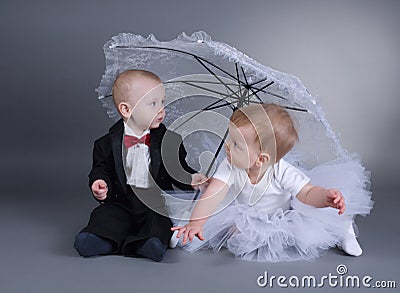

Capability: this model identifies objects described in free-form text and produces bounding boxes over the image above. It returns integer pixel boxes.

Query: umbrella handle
[193,128,230,202]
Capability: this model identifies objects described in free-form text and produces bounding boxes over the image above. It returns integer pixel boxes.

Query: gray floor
[0,187,398,293]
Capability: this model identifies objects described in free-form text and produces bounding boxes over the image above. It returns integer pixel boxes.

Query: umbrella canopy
[96,31,347,174]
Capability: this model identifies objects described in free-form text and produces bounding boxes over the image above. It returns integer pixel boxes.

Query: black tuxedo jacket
[81,119,196,251]
[89,119,196,203]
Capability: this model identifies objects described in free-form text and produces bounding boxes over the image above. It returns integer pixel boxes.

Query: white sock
[340,223,363,256]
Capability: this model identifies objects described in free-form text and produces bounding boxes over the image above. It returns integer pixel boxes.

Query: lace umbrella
[95,31,374,229]
[97,31,347,179]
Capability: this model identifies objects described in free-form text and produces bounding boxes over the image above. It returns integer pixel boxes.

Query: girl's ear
[256,153,270,167]
[118,102,131,119]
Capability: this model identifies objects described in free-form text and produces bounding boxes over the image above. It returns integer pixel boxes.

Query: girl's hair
[230,103,298,162]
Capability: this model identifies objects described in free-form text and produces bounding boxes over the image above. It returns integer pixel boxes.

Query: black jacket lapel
[109,119,127,193]
[150,125,165,180]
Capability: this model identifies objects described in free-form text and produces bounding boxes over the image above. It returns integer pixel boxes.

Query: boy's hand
[91,179,108,200]
[326,188,345,215]
[191,173,209,192]
[171,221,205,245]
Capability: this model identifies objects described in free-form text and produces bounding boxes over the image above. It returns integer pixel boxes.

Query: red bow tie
[124,134,151,148]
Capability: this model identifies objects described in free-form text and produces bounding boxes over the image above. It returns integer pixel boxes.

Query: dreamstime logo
[336,264,347,274]
[256,264,397,289]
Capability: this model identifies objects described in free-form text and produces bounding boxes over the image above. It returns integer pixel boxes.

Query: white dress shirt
[213,158,310,212]
[122,123,152,188]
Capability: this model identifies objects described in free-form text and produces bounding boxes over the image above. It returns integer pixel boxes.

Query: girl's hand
[326,188,345,215]
[171,221,205,245]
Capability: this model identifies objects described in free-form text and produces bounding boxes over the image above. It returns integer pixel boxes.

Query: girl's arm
[171,178,229,244]
[296,183,345,215]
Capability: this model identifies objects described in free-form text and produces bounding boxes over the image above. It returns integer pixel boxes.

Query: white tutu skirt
[170,153,373,262]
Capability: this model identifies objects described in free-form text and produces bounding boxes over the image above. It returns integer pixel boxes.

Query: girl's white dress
[175,153,373,262]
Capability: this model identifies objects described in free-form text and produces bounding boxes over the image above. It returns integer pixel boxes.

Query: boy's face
[226,123,261,170]
[126,79,166,133]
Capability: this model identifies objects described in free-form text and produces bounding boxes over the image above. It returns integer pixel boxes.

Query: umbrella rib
[245,81,275,101]
[264,91,285,100]
[248,81,305,112]
[170,98,234,132]
[207,102,236,111]
[238,68,307,112]
[235,63,243,98]
[164,80,238,86]
[249,86,294,105]
[257,90,291,102]
[199,58,247,88]
[246,100,308,112]
[181,81,242,101]
[249,77,269,87]
[129,46,248,87]
[194,56,241,100]
[255,89,308,111]
[104,79,240,100]
[240,66,263,105]
[282,106,308,112]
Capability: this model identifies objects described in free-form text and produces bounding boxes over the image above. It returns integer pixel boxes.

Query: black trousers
[80,191,173,255]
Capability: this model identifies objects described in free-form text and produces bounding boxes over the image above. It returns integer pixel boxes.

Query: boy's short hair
[230,103,298,162]
[112,69,162,109]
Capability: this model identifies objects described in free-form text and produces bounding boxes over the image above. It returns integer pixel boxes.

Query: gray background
[0,0,399,292]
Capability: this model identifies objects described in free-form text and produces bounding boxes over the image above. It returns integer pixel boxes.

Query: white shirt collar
[123,122,150,138]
